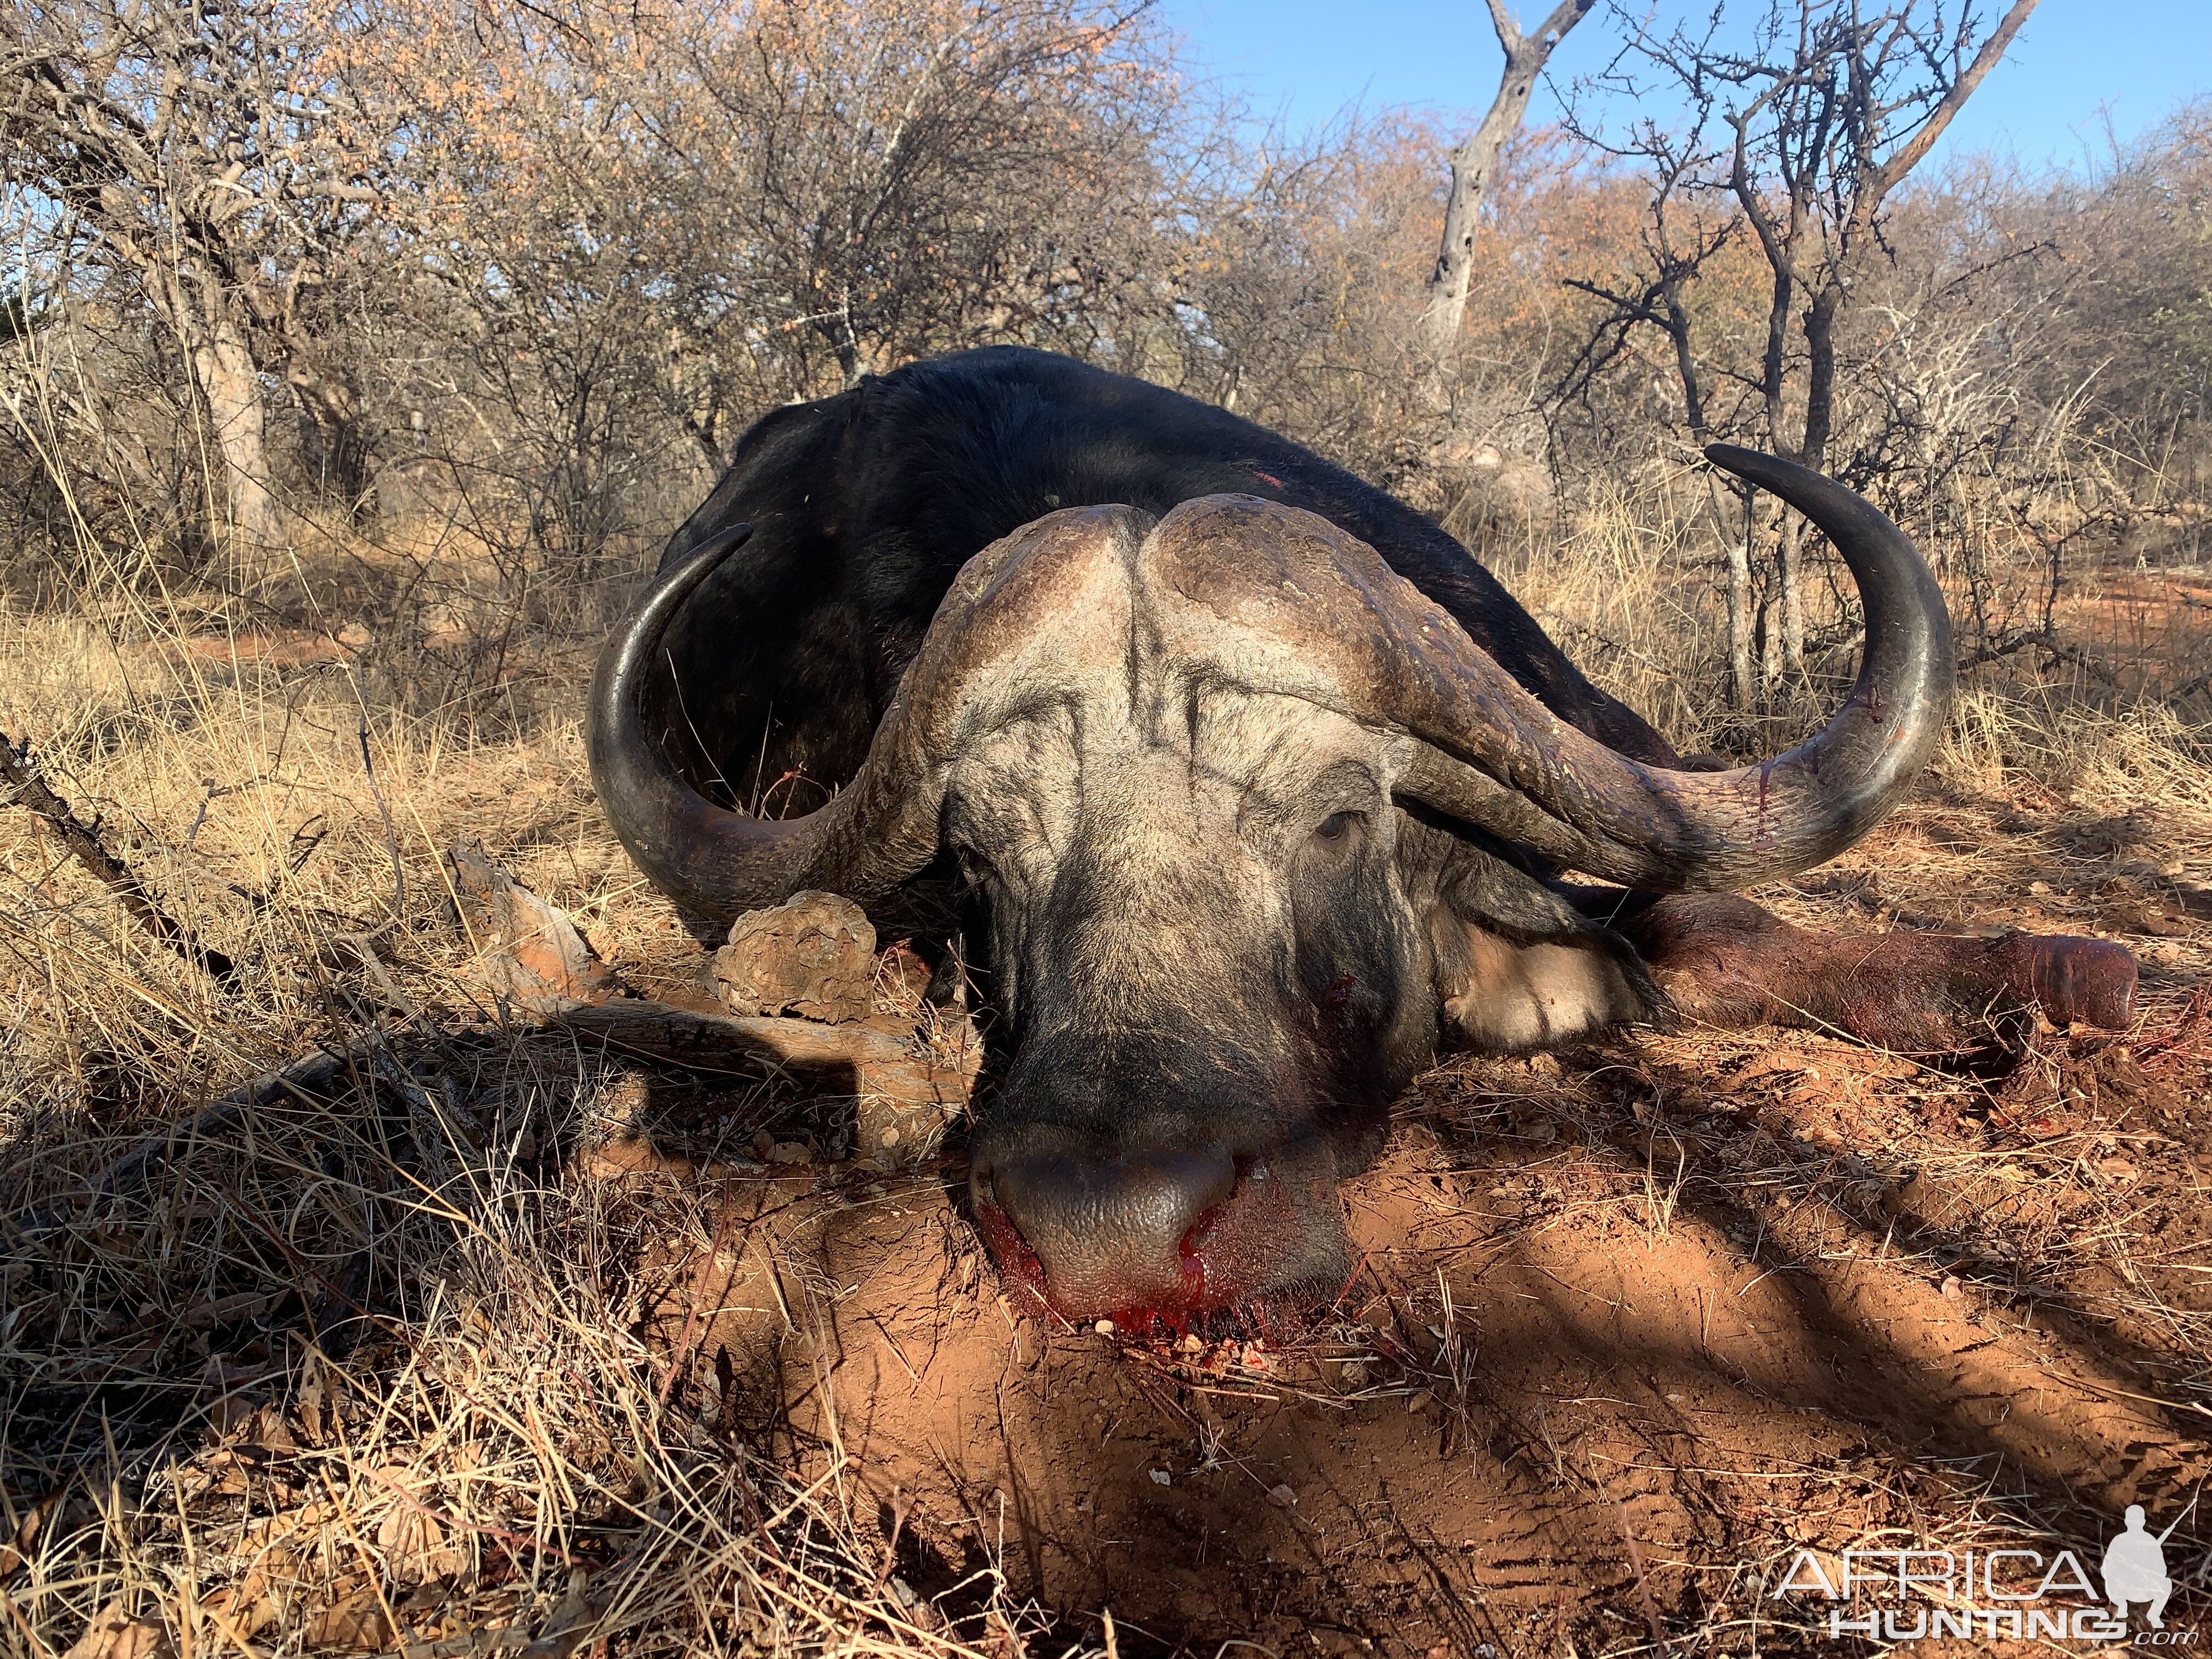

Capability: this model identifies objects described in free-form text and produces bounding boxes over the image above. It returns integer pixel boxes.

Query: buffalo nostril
[991,1145,1237,1245]
[983,1144,1237,1314]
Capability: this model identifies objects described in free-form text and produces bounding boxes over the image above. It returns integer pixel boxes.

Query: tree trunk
[1775,510,1805,677]
[1766,276,1843,680]
[1664,284,1707,435]
[1758,585,1782,690]
[192,318,283,548]
[832,290,865,390]
[1728,484,1754,709]
[1799,280,1841,471]
[1754,259,1795,452]
[1419,0,1596,366]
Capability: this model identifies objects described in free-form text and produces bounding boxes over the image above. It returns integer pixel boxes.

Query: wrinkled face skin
[952,509,1646,1329]
[955,684,1432,1326]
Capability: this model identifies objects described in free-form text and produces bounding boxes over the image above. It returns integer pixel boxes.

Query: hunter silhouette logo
[2105,1501,2195,1631]
[1773,1498,2199,1643]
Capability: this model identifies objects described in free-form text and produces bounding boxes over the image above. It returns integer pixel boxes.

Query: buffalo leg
[1611,893,2137,1052]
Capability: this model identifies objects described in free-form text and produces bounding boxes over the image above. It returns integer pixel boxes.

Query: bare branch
[1420,0,1600,365]
[0,729,239,988]
[1869,0,2040,204]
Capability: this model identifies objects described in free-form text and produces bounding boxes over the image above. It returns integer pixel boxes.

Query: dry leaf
[303,1589,394,1652]
[63,1599,175,1659]
[199,1572,278,1640]
[375,1499,446,1573]
[1,1484,64,1576]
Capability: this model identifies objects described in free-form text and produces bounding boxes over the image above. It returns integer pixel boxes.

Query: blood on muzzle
[973,1139,1348,1329]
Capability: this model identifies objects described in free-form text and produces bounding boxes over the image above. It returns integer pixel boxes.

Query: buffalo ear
[1421,840,1671,1051]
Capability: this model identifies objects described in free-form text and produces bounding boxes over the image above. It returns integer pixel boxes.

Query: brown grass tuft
[4,487,2208,1653]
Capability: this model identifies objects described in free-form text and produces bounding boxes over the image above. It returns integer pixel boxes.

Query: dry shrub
[5,478,2207,1651]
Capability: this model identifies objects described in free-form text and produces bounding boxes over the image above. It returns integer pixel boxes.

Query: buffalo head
[589,449,1951,1327]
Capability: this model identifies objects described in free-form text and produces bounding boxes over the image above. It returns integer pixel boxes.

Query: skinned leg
[1434,921,1660,1051]
[1603,893,2136,1052]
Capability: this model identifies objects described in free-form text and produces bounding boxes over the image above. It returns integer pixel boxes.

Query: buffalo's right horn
[588,507,1153,918]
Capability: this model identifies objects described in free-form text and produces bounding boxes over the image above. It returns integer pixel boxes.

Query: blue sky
[1164,0,2209,175]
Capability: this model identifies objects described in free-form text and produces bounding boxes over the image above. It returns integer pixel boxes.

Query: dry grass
[0,537,1072,1655]
[2,486,2209,1656]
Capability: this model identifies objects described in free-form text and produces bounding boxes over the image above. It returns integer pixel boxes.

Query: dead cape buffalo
[588,346,2136,1329]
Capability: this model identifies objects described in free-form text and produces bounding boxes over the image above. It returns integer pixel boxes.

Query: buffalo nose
[982,1144,1238,1319]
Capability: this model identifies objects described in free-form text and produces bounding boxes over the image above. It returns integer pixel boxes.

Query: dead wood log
[544,997,978,1163]
[1,727,239,986]
[9,852,983,1246]
[454,843,981,1164]
[7,1046,351,1244]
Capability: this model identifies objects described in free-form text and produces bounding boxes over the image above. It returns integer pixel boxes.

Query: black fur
[654,346,1680,806]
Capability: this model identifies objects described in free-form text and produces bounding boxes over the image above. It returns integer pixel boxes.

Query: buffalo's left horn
[1148,448,1952,891]
[587,523,934,915]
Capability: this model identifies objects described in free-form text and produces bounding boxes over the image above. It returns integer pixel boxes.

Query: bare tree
[1,0,387,547]
[1724,0,2036,673]
[1420,0,1597,364]
[317,0,1179,571]
[1566,0,2037,699]
[1549,103,1752,698]
[674,0,1168,392]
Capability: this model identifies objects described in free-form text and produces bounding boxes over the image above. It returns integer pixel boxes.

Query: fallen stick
[7,1045,351,1244]
[1,727,239,986]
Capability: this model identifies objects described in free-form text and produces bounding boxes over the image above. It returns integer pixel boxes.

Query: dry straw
[2,436,2208,1652]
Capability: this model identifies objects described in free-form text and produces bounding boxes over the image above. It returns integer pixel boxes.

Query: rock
[713,891,876,1023]
[449,838,623,1013]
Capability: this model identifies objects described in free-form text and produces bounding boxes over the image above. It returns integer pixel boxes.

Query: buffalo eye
[1313,811,1358,844]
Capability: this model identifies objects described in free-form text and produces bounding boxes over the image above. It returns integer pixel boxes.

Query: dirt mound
[605,978,2212,1655]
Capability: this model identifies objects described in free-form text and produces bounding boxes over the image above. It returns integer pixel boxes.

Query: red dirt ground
[594,814,2212,1656]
